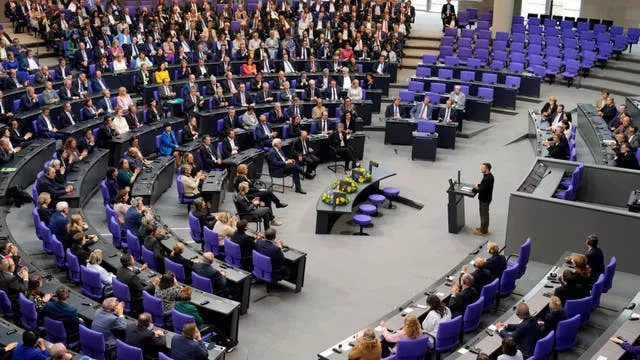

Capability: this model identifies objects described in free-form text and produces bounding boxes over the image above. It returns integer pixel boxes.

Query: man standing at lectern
[473,163,494,235]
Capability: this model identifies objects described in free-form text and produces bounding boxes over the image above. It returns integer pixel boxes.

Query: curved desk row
[60,149,110,208]
[0,139,56,205]
[410,75,517,110]
[384,118,458,149]
[315,167,396,234]
[130,157,176,205]
[80,217,240,349]
[400,90,492,123]
[577,103,615,166]
[417,63,542,98]
[317,241,488,359]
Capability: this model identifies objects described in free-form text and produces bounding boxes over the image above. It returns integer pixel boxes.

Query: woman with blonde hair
[485,241,507,280]
[380,314,423,356]
[37,192,54,225]
[87,249,115,294]
[348,328,382,360]
[167,242,195,283]
[116,87,133,115]
[181,164,206,198]
[539,295,567,335]
[233,164,287,212]
[213,212,237,248]
[541,96,558,124]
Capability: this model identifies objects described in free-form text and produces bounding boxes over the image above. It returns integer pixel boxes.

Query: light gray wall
[581,0,640,29]
[577,165,640,207]
[505,192,640,275]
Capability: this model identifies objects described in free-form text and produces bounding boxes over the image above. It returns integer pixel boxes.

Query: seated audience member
[64,214,95,250]
[113,189,131,225]
[48,201,70,240]
[553,269,590,305]
[439,99,458,123]
[538,296,567,335]
[256,228,289,280]
[26,275,52,311]
[448,273,478,318]
[112,108,130,135]
[12,331,48,360]
[609,337,640,359]
[199,135,222,172]
[497,303,542,358]
[497,338,523,360]
[0,138,14,165]
[159,122,180,160]
[125,196,147,235]
[598,96,617,125]
[212,212,237,249]
[97,116,118,147]
[234,164,287,211]
[144,224,167,273]
[0,257,28,309]
[379,314,423,357]
[569,254,594,287]
[266,137,307,194]
[294,131,319,178]
[48,343,71,360]
[87,249,114,292]
[78,128,96,155]
[221,129,239,158]
[116,254,158,316]
[70,232,93,265]
[92,297,127,354]
[542,133,569,160]
[170,323,208,360]
[584,234,605,282]
[36,167,73,206]
[485,241,507,280]
[254,114,277,147]
[154,272,182,315]
[37,192,54,225]
[422,294,452,336]
[180,164,205,198]
[348,328,382,360]
[181,153,201,175]
[167,242,195,283]
[231,220,259,271]
[125,312,167,360]
[182,116,199,143]
[191,197,215,230]
[235,182,280,230]
[192,252,228,295]
[174,287,206,329]
[614,143,640,170]
[461,257,492,293]
[541,97,558,124]
[329,123,357,170]
[39,286,81,341]
[410,97,432,120]
[117,156,142,188]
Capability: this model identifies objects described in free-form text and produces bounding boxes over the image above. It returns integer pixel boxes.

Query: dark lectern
[447,181,477,234]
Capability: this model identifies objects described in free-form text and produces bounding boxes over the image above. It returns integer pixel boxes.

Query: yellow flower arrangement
[321,190,351,206]
[351,167,372,184]
[331,176,359,193]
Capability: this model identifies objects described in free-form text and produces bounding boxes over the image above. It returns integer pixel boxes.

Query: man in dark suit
[497,303,543,358]
[254,115,278,148]
[116,254,159,316]
[192,252,227,295]
[293,131,319,177]
[553,270,590,305]
[182,116,199,143]
[410,97,433,119]
[304,80,322,101]
[269,103,287,124]
[125,313,167,360]
[374,55,388,74]
[36,107,65,139]
[9,119,32,147]
[199,135,222,172]
[91,71,109,93]
[97,89,115,114]
[329,123,356,170]
[0,257,28,309]
[439,99,458,123]
[74,42,92,73]
[461,257,493,293]
[232,83,251,107]
[448,273,478,318]
[385,96,404,119]
[266,138,306,194]
[254,83,275,104]
[441,0,455,31]
[584,234,605,282]
[34,65,55,85]
[256,229,289,280]
[170,323,208,360]
[231,220,258,271]
[305,55,321,73]
[125,105,142,129]
[615,143,640,170]
[39,286,81,341]
[59,80,80,101]
[221,129,239,159]
[0,139,14,165]
[259,53,275,74]
[36,167,72,206]
[183,87,205,115]
[59,102,79,127]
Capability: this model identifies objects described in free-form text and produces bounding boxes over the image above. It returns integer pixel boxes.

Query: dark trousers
[479,200,490,233]
[300,153,320,173]
[247,189,281,209]
[336,146,356,170]
[247,206,274,230]
[282,163,303,190]
[455,108,464,131]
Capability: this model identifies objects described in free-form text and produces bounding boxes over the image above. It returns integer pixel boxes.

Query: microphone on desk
[542,170,552,179]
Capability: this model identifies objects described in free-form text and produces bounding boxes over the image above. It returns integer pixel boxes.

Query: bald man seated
[497,303,543,358]
[447,273,478,318]
[192,252,228,296]
[125,312,167,360]
[461,257,493,293]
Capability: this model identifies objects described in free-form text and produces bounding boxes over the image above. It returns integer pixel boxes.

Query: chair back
[0,290,12,317]
[109,216,124,248]
[112,278,131,313]
[79,324,106,360]
[463,296,484,333]
[105,204,116,223]
[40,221,53,254]
[159,353,173,360]
[555,315,580,351]
[164,258,186,283]
[116,339,143,360]
[188,212,203,242]
[224,238,242,268]
[192,272,214,293]
[66,248,81,282]
[479,278,499,312]
[435,316,462,352]
[532,330,554,360]
[252,250,273,283]
[591,273,605,309]
[126,230,142,262]
[394,337,430,360]
[171,308,196,334]
[32,209,41,237]
[603,256,616,293]
[51,235,66,268]
[499,265,518,297]
[81,266,104,300]
[203,226,221,255]
[155,135,162,155]
[19,293,37,329]
[44,316,69,345]
[565,296,592,325]
[513,237,531,278]
[142,290,164,327]
[417,120,436,133]
[142,246,158,271]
